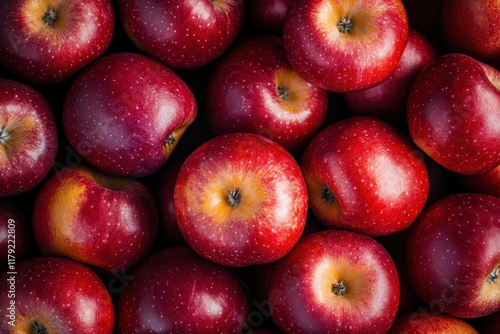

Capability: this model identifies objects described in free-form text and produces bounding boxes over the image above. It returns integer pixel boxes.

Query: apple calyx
[42,9,59,27]
[321,186,336,203]
[31,321,47,334]
[332,280,347,297]
[277,86,290,100]
[487,266,499,284]
[164,134,176,147]
[0,126,10,145]
[337,17,354,34]
[227,189,243,207]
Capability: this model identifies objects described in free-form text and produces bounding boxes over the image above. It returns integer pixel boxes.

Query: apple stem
[31,321,47,334]
[332,280,347,296]
[227,189,242,207]
[0,126,10,145]
[321,187,336,203]
[487,266,499,284]
[337,17,354,34]
[277,86,290,100]
[42,9,59,27]
[164,134,176,147]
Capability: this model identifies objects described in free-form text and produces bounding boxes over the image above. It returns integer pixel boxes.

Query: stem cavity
[337,17,354,34]
[42,9,59,27]
[227,189,242,207]
[332,281,347,297]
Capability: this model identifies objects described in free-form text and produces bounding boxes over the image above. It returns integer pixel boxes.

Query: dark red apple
[269,229,400,333]
[405,193,500,318]
[283,0,409,92]
[118,0,244,69]
[0,256,114,333]
[387,312,478,334]
[407,53,500,175]
[300,116,429,236]
[63,52,197,177]
[0,0,114,84]
[206,34,328,154]
[0,200,31,271]
[0,78,58,197]
[174,132,308,267]
[455,164,500,197]
[32,165,158,273]
[247,0,292,34]
[116,246,251,334]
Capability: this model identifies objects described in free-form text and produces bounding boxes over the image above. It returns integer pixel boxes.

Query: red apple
[407,53,500,175]
[344,28,436,125]
[206,34,328,154]
[269,229,400,333]
[405,193,500,318]
[282,0,409,92]
[32,165,158,274]
[0,78,58,197]
[0,256,114,333]
[300,116,429,236]
[116,246,251,334]
[455,164,500,197]
[0,0,114,84]
[0,200,31,271]
[247,0,293,34]
[387,312,478,334]
[62,52,197,177]
[174,132,308,267]
[441,0,500,62]
[118,0,244,69]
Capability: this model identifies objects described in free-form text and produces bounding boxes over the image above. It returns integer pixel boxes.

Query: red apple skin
[344,29,436,125]
[118,0,244,69]
[0,78,58,197]
[300,116,429,236]
[441,0,500,62]
[116,246,251,334]
[248,0,292,34]
[282,0,409,93]
[62,52,197,177]
[207,34,328,154]
[387,312,478,334]
[0,256,114,333]
[455,164,500,197]
[407,53,500,175]
[32,165,158,273]
[0,0,114,84]
[174,132,308,267]
[0,200,31,271]
[269,230,400,334]
[405,193,500,318]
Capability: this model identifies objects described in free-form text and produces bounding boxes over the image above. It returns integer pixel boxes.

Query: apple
[174,132,308,267]
[300,116,429,236]
[206,34,328,154]
[116,246,251,334]
[405,193,500,318]
[268,229,400,333]
[32,165,158,274]
[118,0,244,69]
[0,0,114,84]
[282,0,409,93]
[0,256,114,333]
[0,200,31,271]
[62,52,197,177]
[407,53,500,175]
[0,78,58,197]
[387,312,478,334]
[247,0,293,34]
[441,0,500,62]
[344,28,436,125]
[455,164,500,197]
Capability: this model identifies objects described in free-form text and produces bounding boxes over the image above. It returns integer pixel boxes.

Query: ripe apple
[0,256,114,333]
[269,229,400,333]
[0,200,31,271]
[247,0,293,34]
[344,28,436,125]
[0,78,58,197]
[32,165,158,274]
[405,193,500,318]
[118,0,244,69]
[206,34,328,154]
[455,164,500,197]
[62,52,197,177]
[282,0,409,92]
[116,246,251,334]
[0,0,114,84]
[387,312,478,334]
[174,132,308,267]
[407,53,500,175]
[300,116,429,236]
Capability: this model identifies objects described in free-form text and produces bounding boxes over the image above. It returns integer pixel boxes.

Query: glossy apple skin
[407,53,500,175]
[207,35,328,154]
[405,193,500,318]
[63,52,197,177]
[283,0,408,93]
[455,164,500,197]
[387,312,478,334]
[0,200,31,271]
[32,165,158,273]
[0,0,114,84]
[116,246,251,334]
[174,132,308,267]
[345,29,436,125]
[0,78,58,197]
[0,256,114,333]
[248,0,292,34]
[118,0,244,69]
[300,116,429,236]
[269,230,400,334]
